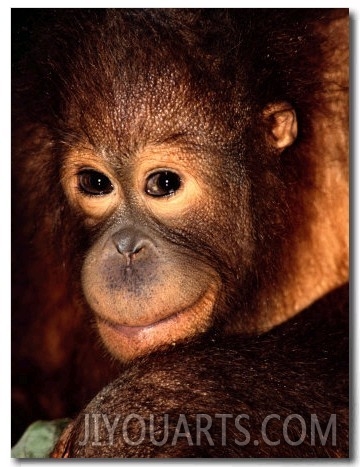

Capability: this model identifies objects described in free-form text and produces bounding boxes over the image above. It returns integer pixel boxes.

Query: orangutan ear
[263,102,298,151]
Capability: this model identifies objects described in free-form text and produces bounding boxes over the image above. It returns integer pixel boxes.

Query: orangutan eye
[78,169,114,196]
[145,171,182,197]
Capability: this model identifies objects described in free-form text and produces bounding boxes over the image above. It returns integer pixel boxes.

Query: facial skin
[60,99,296,361]
[61,144,222,359]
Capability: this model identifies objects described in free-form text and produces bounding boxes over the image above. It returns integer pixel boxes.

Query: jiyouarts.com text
[77,412,338,448]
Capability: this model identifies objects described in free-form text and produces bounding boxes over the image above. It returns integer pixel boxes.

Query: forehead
[59,11,251,158]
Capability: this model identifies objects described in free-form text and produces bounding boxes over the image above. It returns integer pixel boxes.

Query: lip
[94,284,218,360]
[96,312,180,338]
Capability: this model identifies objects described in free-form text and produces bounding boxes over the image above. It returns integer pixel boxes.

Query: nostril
[132,243,144,256]
[115,240,145,257]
